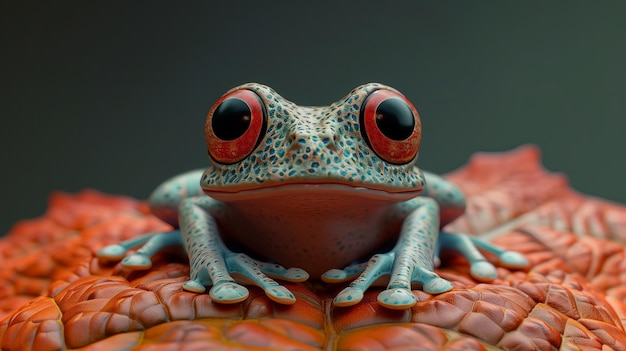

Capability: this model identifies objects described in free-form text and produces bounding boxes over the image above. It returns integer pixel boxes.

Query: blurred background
[2,1,625,236]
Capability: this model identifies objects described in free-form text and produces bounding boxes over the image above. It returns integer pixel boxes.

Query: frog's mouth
[204,182,423,202]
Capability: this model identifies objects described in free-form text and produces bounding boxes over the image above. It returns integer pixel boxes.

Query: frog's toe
[321,261,369,283]
[209,282,249,304]
[120,253,153,270]
[377,288,417,309]
[250,259,309,282]
[469,260,498,282]
[434,256,442,268]
[499,251,530,269]
[333,287,364,307]
[422,276,454,294]
[183,279,207,293]
[282,267,309,283]
[264,285,297,305]
[96,244,127,261]
[321,268,350,283]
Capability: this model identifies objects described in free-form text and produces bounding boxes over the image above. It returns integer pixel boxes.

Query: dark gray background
[2,1,625,236]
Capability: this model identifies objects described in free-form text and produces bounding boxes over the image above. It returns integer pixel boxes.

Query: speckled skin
[202,83,425,191]
[98,83,528,309]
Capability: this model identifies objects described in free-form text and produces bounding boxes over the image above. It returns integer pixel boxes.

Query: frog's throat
[203,183,423,202]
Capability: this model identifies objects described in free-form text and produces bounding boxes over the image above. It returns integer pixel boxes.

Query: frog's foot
[438,232,530,282]
[322,252,453,310]
[96,230,183,269]
[497,250,529,269]
[184,251,309,305]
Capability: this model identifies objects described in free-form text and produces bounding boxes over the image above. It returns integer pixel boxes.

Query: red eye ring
[359,89,422,164]
[205,89,267,164]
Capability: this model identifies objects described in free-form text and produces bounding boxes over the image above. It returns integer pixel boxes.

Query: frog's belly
[211,190,405,278]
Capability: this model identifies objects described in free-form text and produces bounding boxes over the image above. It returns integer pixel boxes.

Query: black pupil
[375,98,415,140]
[211,98,252,140]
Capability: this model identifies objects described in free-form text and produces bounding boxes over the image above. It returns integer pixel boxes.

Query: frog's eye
[205,89,267,164]
[359,89,422,164]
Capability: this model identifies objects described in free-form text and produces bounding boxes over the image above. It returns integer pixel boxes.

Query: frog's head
[201,83,426,201]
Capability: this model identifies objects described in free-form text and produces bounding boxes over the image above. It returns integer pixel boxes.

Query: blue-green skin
[98,83,528,309]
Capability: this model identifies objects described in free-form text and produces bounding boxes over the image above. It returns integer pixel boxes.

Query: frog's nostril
[287,131,340,155]
[287,133,302,151]
[322,135,339,152]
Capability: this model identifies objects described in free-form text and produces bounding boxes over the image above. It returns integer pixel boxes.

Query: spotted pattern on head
[201,83,426,193]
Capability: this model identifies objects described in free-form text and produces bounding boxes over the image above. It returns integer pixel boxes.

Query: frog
[97,83,529,309]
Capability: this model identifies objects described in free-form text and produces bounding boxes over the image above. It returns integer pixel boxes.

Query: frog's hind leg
[437,232,529,282]
[421,171,466,226]
[97,230,183,269]
[468,235,530,269]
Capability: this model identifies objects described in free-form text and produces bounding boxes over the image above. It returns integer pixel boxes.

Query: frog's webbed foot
[96,230,184,269]
[322,252,453,310]
[184,250,309,305]
[437,232,530,282]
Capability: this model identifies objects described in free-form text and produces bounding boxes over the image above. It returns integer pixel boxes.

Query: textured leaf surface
[1,145,626,350]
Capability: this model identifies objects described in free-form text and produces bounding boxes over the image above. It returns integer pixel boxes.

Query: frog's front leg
[178,196,308,304]
[323,197,450,309]
[98,169,309,305]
